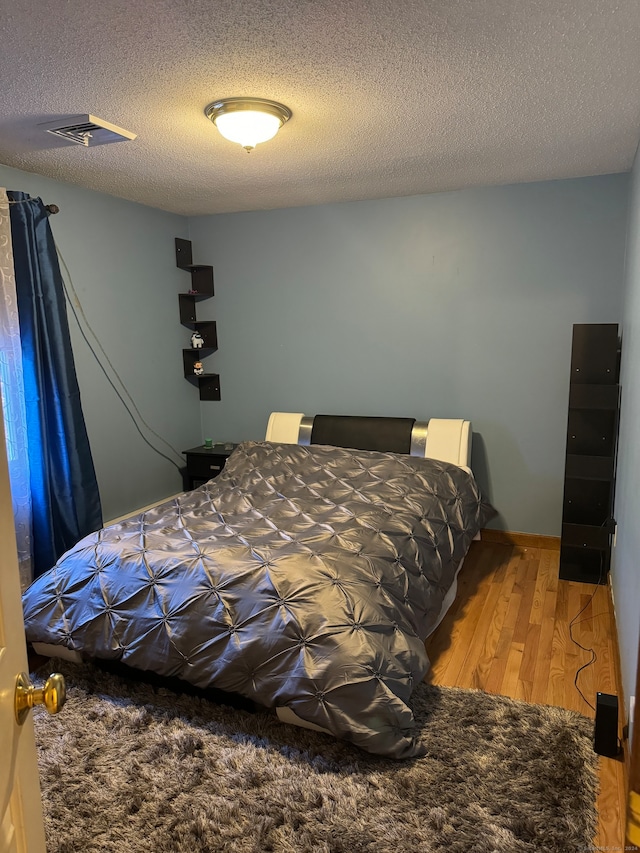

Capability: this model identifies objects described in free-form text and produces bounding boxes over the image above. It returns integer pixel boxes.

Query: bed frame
[265,412,473,470]
[33,411,477,723]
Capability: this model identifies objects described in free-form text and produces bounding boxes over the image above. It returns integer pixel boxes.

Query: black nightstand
[182,444,239,490]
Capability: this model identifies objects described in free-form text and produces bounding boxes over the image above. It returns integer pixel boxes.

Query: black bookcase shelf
[175,237,220,401]
[184,373,221,400]
[559,323,621,584]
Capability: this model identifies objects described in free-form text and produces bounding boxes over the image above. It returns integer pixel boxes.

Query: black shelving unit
[175,237,220,400]
[559,323,621,584]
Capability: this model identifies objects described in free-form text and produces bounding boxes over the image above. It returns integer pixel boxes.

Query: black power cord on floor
[567,526,623,754]
[568,517,616,710]
[568,556,603,713]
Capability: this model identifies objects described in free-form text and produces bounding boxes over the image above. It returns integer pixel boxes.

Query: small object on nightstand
[204,438,213,448]
[224,443,234,451]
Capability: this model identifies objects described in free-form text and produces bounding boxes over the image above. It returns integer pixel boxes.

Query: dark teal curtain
[8,192,102,577]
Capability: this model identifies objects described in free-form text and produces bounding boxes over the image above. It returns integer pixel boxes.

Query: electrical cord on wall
[55,243,186,473]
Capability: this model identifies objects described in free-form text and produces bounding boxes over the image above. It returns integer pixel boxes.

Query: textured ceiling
[0,0,639,216]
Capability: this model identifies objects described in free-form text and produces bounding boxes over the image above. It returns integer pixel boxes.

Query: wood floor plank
[545,548,559,594]
[597,755,625,850]
[473,558,521,690]
[549,616,570,708]
[512,563,538,645]
[425,542,495,673]
[529,552,551,626]
[430,556,499,685]
[482,589,522,695]
[519,621,541,685]
[488,542,511,583]
[425,541,626,849]
[530,587,556,704]
[455,577,507,689]
[501,641,525,697]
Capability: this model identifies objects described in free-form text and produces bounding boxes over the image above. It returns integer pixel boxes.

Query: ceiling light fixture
[204,97,292,153]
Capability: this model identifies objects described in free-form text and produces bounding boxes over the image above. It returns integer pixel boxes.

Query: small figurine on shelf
[188,289,199,295]
[193,361,204,376]
[191,330,205,349]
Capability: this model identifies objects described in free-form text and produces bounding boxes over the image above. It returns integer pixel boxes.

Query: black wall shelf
[559,323,621,584]
[175,237,220,401]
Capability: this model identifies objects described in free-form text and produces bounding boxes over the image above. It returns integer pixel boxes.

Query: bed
[23,413,494,759]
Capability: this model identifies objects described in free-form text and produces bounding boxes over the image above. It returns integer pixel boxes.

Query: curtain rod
[5,196,60,214]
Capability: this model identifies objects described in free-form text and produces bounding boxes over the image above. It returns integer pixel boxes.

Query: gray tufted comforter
[23,441,494,758]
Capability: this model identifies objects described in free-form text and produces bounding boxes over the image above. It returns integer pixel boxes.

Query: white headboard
[265,412,472,469]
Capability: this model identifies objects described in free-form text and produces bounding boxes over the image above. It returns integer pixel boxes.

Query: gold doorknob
[15,672,66,725]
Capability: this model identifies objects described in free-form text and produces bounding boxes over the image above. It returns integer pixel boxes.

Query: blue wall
[612,144,640,720]
[0,164,201,521]
[188,175,628,535]
[0,166,629,539]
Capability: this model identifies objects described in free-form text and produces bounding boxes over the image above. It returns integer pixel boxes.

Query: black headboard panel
[309,415,416,454]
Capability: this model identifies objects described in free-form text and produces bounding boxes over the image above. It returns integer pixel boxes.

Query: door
[0,402,46,852]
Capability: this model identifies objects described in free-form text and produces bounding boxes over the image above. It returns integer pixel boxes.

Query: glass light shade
[205,98,292,152]
[214,111,282,149]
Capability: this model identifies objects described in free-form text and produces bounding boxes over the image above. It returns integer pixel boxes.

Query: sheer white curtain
[0,188,32,588]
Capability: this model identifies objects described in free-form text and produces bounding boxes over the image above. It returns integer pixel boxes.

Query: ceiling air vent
[39,115,136,147]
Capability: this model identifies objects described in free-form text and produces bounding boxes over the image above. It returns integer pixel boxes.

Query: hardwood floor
[425,539,627,850]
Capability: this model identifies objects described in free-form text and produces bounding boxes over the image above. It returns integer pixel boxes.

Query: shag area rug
[33,659,598,853]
